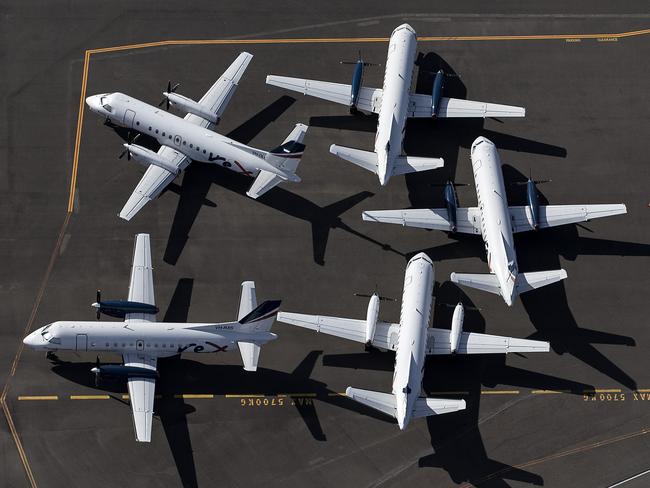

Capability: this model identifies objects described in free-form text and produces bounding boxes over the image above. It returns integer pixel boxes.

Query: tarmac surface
[1,2,650,487]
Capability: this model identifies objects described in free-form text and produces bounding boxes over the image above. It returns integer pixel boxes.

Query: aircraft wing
[277,312,399,350]
[362,208,481,234]
[266,75,382,113]
[126,233,156,323]
[184,52,253,129]
[124,352,157,443]
[408,94,525,118]
[509,204,627,233]
[426,328,549,355]
[119,146,190,221]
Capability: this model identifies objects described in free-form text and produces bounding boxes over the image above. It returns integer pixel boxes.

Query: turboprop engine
[355,289,395,349]
[450,302,464,354]
[164,92,220,125]
[431,69,445,117]
[123,144,181,175]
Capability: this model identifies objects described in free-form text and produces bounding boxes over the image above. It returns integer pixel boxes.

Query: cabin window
[105,342,109,347]
[154,344,158,348]
[203,149,206,154]
[155,129,159,134]
[136,121,140,126]
[162,344,166,348]
[183,141,186,145]
[190,144,193,148]
[122,343,126,347]
[169,135,172,140]
[196,146,200,151]
[148,126,152,131]
[113,343,117,347]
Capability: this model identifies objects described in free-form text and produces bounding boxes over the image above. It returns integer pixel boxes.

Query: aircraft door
[173,134,182,147]
[75,334,88,351]
[123,109,136,127]
[136,340,144,351]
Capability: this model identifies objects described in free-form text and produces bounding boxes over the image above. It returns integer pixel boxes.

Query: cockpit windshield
[100,95,113,112]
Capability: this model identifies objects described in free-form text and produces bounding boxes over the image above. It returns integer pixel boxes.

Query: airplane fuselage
[374,24,417,185]
[87,92,280,178]
[23,320,277,357]
[470,137,519,305]
[392,252,434,429]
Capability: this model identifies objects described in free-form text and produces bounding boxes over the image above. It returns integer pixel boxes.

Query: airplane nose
[23,332,39,347]
[85,95,102,112]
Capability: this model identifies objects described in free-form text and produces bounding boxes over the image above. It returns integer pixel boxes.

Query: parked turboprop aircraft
[363,137,628,306]
[277,253,549,429]
[86,52,308,220]
[266,24,525,186]
[23,234,280,442]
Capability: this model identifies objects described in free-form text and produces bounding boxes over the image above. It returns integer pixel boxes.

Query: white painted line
[608,468,650,487]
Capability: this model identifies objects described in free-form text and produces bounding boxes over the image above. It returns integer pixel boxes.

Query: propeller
[95,289,101,319]
[511,169,551,186]
[118,132,140,160]
[354,285,396,302]
[442,301,481,311]
[158,80,181,110]
[340,50,381,67]
[92,356,101,387]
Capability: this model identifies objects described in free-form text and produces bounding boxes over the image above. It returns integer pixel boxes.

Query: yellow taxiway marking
[70,395,110,400]
[636,389,650,393]
[593,389,622,393]
[174,394,214,399]
[17,396,59,401]
[65,26,650,213]
[481,390,520,395]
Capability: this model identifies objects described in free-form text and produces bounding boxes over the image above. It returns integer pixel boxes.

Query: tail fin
[516,269,567,294]
[266,123,308,174]
[450,272,502,295]
[237,297,281,372]
[247,123,307,198]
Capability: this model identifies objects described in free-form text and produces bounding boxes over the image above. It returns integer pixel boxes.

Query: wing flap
[124,353,157,443]
[276,312,398,350]
[408,94,525,118]
[362,207,481,234]
[426,328,550,355]
[266,75,381,113]
[126,234,155,322]
[509,204,627,233]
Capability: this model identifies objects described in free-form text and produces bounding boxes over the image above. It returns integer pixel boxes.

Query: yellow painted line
[67,50,90,213]
[532,390,570,394]
[121,394,129,400]
[70,395,110,400]
[328,392,347,397]
[1,401,37,487]
[174,394,214,399]
[225,394,264,398]
[66,26,650,214]
[481,390,519,395]
[593,389,622,393]
[17,395,59,401]
[636,389,650,393]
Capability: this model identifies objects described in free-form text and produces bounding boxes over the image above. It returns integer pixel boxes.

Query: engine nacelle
[91,364,158,379]
[443,180,459,232]
[364,293,380,346]
[92,299,159,319]
[431,69,445,117]
[125,144,181,175]
[350,60,365,111]
[165,92,219,125]
[450,302,464,354]
[526,179,540,230]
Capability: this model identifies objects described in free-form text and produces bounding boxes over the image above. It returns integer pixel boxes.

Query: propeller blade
[96,289,101,303]
[96,308,101,320]
[354,293,373,298]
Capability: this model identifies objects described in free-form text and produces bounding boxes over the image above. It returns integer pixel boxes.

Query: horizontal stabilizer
[238,341,261,372]
[412,397,466,419]
[392,156,444,176]
[246,170,283,199]
[345,387,396,418]
[329,145,378,173]
[516,270,567,294]
[450,273,501,295]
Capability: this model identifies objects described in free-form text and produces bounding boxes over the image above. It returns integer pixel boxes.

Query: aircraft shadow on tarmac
[326,283,595,487]
[307,52,568,210]
[406,165,647,392]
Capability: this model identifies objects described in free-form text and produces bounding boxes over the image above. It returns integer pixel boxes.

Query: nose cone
[471,136,494,152]
[23,330,41,348]
[85,95,102,113]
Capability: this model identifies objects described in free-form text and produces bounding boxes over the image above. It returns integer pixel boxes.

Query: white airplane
[86,52,308,220]
[23,234,280,443]
[363,137,628,306]
[278,252,549,430]
[266,24,525,186]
